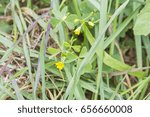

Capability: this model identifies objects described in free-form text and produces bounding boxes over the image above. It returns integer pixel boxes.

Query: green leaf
[103,52,130,71]
[103,52,147,78]
[79,46,87,57]
[134,3,150,35]
[0,21,12,33]
[22,90,34,100]
[72,45,81,52]
[134,13,150,35]
[86,0,100,11]
[64,42,71,48]
[65,52,78,63]
[9,67,28,80]
[50,17,60,28]
[47,47,60,55]
[60,6,68,18]
[81,63,92,75]
[80,1,94,14]
[0,83,16,99]
[65,14,79,29]
[12,80,24,100]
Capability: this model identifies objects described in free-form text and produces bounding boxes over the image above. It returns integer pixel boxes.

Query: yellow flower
[74,26,81,35]
[88,21,94,27]
[55,61,64,70]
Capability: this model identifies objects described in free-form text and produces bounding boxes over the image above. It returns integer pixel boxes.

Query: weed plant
[0,0,150,100]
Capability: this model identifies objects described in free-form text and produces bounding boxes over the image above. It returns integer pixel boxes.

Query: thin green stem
[109,0,119,55]
[73,0,81,17]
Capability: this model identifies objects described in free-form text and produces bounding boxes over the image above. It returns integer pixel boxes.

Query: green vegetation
[0,0,150,100]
